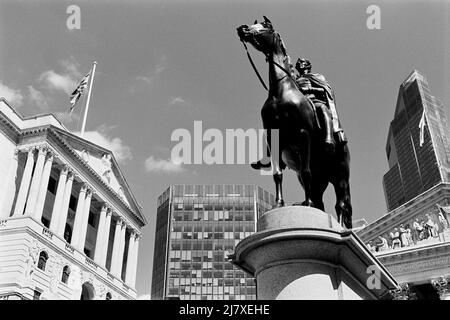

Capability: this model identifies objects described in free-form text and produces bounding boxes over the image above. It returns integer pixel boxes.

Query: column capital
[45,152,54,162]
[80,183,89,193]
[86,188,94,198]
[60,164,69,175]
[431,276,450,296]
[36,144,50,154]
[67,170,75,181]
[116,217,124,227]
[100,203,109,212]
[131,231,141,240]
[130,229,138,238]
[390,283,416,300]
[23,146,36,155]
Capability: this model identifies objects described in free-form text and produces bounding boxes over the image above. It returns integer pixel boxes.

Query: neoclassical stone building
[357,183,450,300]
[0,98,146,300]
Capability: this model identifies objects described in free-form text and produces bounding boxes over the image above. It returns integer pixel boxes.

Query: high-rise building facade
[383,70,450,212]
[358,71,450,300]
[0,98,146,300]
[151,184,274,300]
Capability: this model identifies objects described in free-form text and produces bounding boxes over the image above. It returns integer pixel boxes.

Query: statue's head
[296,58,311,75]
[237,16,283,55]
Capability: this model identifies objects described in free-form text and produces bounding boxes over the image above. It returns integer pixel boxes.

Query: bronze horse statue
[237,17,353,229]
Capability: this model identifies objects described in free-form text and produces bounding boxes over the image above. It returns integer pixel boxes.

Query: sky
[0,0,449,299]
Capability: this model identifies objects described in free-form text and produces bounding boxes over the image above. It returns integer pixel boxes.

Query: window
[37,251,48,271]
[47,177,57,194]
[88,211,96,227]
[106,292,112,300]
[61,266,71,284]
[69,195,77,211]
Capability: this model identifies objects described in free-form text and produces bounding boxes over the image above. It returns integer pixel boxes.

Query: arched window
[105,292,112,300]
[80,282,95,300]
[61,266,71,284]
[37,251,48,271]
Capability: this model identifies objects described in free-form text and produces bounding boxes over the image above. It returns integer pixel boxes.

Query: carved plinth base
[230,206,398,300]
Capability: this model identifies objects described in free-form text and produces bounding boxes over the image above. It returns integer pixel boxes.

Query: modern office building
[383,70,450,212]
[0,98,146,300]
[358,71,450,300]
[151,184,275,300]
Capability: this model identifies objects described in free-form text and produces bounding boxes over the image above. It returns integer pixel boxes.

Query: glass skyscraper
[383,70,450,211]
[151,184,275,300]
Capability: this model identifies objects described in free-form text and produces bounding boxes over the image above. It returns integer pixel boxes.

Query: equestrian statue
[237,16,353,229]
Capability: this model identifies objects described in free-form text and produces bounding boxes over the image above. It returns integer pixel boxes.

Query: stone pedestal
[230,206,398,300]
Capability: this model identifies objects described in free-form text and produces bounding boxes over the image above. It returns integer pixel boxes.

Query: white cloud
[168,96,189,107]
[82,125,132,162]
[0,82,23,106]
[145,156,185,174]
[137,294,151,300]
[28,85,50,111]
[38,70,77,94]
[38,58,83,94]
[136,76,153,84]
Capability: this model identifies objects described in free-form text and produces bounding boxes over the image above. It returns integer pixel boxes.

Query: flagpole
[80,61,97,138]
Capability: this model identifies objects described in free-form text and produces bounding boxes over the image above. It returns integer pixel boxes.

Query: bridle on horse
[240,29,294,92]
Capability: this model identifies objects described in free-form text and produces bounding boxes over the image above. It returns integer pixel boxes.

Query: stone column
[24,146,47,216]
[130,233,140,287]
[49,165,68,232]
[100,209,112,267]
[70,184,87,245]
[56,171,74,238]
[34,152,54,221]
[76,188,93,252]
[110,218,123,275]
[13,148,36,216]
[116,222,127,279]
[125,230,136,285]
[94,204,108,263]
[431,277,450,300]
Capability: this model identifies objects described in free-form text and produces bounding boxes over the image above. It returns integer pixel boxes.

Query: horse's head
[237,16,283,56]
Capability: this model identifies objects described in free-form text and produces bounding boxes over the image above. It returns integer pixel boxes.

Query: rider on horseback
[294,58,347,149]
[251,58,347,169]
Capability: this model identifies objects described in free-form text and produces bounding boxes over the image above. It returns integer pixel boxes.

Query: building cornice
[17,127,145,229]
[0,99,146,227]
[357,183,450,241]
